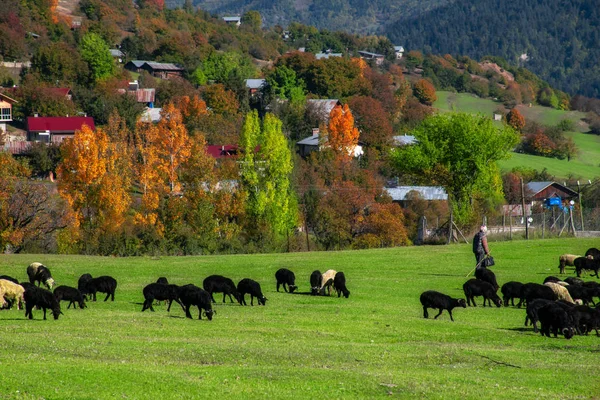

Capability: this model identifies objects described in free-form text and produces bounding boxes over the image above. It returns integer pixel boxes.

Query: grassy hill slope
[434,92,600,180]
[0,238,599,398]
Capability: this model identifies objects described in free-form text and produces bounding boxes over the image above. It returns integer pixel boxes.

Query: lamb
[141,283,184,312]
[517,283,557,308]
[203,275,239,303]
[78,273,93,300]
[475,266,499,291]
[237,278,267,306]
[501,281,524,307]
[566,285,596,306]
[585,247,600,259]
[275,268,298,293]
[177,284,214,320]
[0,275,18,284]
[0,279,24,310]
[319,269,337,296]
[544,282,575,304]
[310,270,322,296]
[420,290,466,321]
[574,256,600,278]
[23,285,61,320]
[462,279,502,307]
[86,276,117,301]
[27,262,55,289]
[333,271,350,298]
[558,254,584,274]
[537,303,575,339]
[53,285,86,309]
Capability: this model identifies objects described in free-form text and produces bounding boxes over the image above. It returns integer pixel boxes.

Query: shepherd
[472,225,491,266]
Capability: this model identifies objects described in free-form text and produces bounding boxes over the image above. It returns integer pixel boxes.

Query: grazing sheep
[87,276,117,302]
[524,299,555,332]
[585,247,600,259]
[420,290,466,321]
[141,283,183,312]
[566,285,596,306]
[24,285,61,320]
[27,262,55,289]
[475,267,499,291]
[574,256,600,278]
[275,268,298,293]
[564,277,584,286]
[544,282,575,304]
[501,281,524,307]
[177,284,214,320]
[237,278,267,306]
[0,287,6,309]
[462,279,502,307]
[571,305,600,336]
[319,269,337,296]
[558,254,584,274]
[0,275,18,284]
[543,276,561,284]
[517,283,557,308]
[53,285,86,309]
[78,273,93,300]
[310,270,322,296]
[0,279,24,310]
[156,277,168,285]
[203,275,239,304]
[333,271,350,298]
[537,303,575,339]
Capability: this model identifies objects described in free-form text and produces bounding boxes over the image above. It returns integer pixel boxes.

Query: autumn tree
[327,104,360,158]
[392,113,519,224]
[506,108,526,132]
[413,79,437,105]
[348,96,393,150]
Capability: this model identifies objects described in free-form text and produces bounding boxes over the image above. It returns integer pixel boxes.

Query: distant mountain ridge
[165,0,451,34]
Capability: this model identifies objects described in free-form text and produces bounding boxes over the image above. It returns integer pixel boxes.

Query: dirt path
[56,0,81,20]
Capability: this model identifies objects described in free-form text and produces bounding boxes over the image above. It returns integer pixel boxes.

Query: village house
[394,46,404,59]
[26,116,95,144]
[223,16,241,26]
[358,50,385,66]
[245,79,267,96]
[124,61,184,79]
[315,51,342,60]
[0,92,17,133]
[503,181,579,216]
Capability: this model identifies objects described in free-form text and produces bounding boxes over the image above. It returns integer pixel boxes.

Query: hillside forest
[2,0,600,256]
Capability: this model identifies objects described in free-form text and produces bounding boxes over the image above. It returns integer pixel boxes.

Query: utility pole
[521,178,528,240]
[577,181,584,231]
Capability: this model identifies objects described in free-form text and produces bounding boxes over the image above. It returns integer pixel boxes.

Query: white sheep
[544,282,575,304]
[0,279,25,310]
[558,254,591,274]
[319,269,337,296]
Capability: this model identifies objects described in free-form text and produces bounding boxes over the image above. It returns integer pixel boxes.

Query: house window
[0,107,11,121]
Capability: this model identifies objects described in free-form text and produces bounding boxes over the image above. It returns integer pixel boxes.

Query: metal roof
[109,49,124,57]
[223,16,241,22]
[307,99,341,119]
[144,61,184,71]
[297,135,320,146]
[140,108,162,123]
[315,52,342,60]
[385,186,448,201]
[128,60,147,68]
[245,79,266,89]
[393,135,416,146]
[526,181,578,197]
[27,117,95,133]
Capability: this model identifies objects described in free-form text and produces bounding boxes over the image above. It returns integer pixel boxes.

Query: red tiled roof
[206,145,239,158]
[26,117,95,133]
[45,88,72,97]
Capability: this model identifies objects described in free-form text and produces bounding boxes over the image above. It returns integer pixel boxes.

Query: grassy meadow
[1,238,600,399]
[434,92,600,180]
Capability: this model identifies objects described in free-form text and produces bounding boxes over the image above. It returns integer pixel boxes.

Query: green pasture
[498,152,600,181]
[1,238,600,399]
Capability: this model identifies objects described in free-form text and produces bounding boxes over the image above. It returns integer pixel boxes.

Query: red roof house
[26,116,95,143]
[206,145,239,158]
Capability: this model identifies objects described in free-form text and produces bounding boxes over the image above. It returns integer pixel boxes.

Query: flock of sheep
[0,264,350,322]
[420,247,600,339]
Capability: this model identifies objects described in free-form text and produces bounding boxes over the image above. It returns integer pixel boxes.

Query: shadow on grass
[421,273,463,277]
[503,327,533,333]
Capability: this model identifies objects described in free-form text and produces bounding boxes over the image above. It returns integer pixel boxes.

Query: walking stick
[466,255,488,278]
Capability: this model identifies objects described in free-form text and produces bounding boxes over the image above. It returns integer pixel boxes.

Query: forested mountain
[165,0,450,34]
[385,0,600,98]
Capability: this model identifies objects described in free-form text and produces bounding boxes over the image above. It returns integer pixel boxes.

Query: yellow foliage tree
[327,104,360,158]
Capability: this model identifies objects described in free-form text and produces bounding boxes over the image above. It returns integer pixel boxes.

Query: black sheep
[310,270,322,296]
[420,290,466,321]
[564,277,584,286]
[24,285,61,320]
[178,284,214,320]
[566,285,596,306]
[475,267,499,291]
[87,276,117,302]
[156,277,169,285]
[543,276,561,284]
[0,275,18,284]
[141,283,184,312]
[501,281,524,307]
[333,271,350,298]
[537,303,575,339]
[275,268,298,293]
[53,285,86,309]
[462,279,502,307]
[570,305,600,336]
[574,257,600,278]
[517,283,557,308]
[203,275,239,303]
[237,278,267,306]
[585,247,600,260]
[78,273,93,300]
[27,263,55,289]
[524,299,555,332]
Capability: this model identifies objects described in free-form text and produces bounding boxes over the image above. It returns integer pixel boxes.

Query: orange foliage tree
[327,104,360,158]
[506,108,526,132]
[413,79,437,105]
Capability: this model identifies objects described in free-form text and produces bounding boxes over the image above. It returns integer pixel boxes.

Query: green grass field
[434,92,600,180]
[1,238,599,399]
